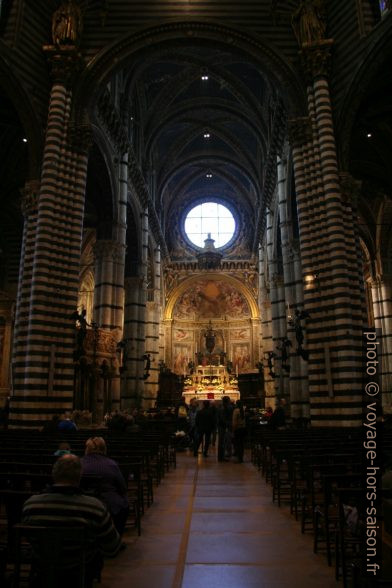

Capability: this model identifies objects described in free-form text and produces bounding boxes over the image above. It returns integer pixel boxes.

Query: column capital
[43,45,83,85]
[299,39,334,80]
[20,180,40,217]
[287,116,312,148]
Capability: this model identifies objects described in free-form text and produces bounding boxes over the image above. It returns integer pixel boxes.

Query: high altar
[182,362,240,404]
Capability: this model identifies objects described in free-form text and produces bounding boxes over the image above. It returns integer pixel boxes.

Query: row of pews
[0,423,178,586]
[250,425,392,587]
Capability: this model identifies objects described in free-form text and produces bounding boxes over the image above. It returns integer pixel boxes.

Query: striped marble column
[138,207,149,406]
[9,47,91,427]
[93,240,116,329]
[144,301,159,406]
[143,246,161,406]
[121,276,145,409]
[109,154,128,410]
[258,244,273,405]
[112,153,128,333]
[289,42,364,426]
[12,180,40,381]
[277,154,308,418]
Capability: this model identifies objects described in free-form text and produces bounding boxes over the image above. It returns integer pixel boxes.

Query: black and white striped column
[12,180,40,381]
[143,246,161,407]
[258,244,274,406]
[9,47,90,427]
[277,154,309,418]
[288,42,365,426]
[121,276,145,409]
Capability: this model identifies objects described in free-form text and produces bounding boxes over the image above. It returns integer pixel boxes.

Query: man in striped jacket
[22,454,122,586]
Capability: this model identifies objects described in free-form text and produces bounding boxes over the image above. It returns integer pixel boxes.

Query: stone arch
[72,21,306,124]
[85,140,115,240]
[164,273,259,320]
[337,26,392,169]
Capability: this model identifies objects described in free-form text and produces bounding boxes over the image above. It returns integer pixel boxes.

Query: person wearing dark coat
[217,396,234,461]
[81,437,129,535]
[269,397,287,430]
[194,400,215,457]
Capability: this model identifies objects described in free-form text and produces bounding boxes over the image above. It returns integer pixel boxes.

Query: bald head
[52,454,81,486]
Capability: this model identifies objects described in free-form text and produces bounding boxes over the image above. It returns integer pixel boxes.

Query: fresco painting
[174,280,250,319]
[232,343,251,373]
[172,344,192,374]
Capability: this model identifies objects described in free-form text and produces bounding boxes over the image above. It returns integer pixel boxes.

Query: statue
[277,337,292,373]
[116,339,128,373]
[266,351,277,379]
[204,321,216,354]
[291,0,326,47]
[70,308,88,359]
[52,0,83,47]
[289,309,310,361]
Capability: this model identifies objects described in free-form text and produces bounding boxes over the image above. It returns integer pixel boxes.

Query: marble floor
[100,450,342,588]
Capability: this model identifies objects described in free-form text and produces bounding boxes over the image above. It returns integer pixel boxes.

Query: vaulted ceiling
[122,42,283,260]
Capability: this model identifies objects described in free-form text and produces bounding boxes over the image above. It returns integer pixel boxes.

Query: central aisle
[101,451,342,587]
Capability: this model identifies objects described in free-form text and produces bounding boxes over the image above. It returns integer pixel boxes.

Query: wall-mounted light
[205,171,213,179]
[22,138,28,143]
[366,132,372,138]
[203,131,211,139]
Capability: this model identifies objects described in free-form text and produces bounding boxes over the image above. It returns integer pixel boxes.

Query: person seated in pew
[81,437,129,536]
[54,441,72,457]
[57,412,78,432]
[22,454,122,587]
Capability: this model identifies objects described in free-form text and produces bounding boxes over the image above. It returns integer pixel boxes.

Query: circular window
[184,202,236,248]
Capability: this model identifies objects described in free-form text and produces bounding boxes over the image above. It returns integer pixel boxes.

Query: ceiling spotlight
[203,131,211,139]
[22,138,28,143]
[366,132,372,138]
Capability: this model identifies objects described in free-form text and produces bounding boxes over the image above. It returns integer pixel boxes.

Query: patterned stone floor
[100,449,342,587]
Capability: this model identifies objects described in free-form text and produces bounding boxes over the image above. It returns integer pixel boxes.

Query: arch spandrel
[164,273,260,320]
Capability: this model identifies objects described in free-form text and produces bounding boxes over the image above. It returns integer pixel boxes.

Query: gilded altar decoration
[52,0,83,47]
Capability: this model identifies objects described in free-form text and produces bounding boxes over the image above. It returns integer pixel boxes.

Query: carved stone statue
[291,0,326,47]
[52,0,83,47]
